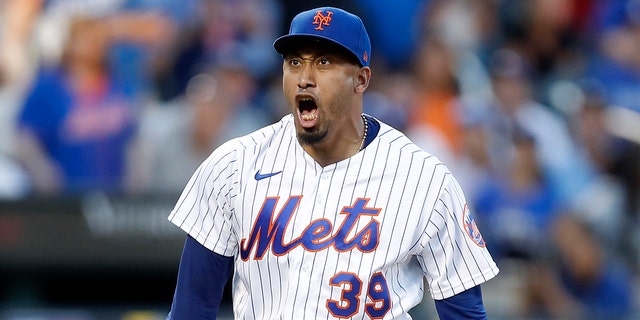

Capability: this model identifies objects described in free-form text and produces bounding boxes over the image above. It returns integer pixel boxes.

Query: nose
[297,64,316,89]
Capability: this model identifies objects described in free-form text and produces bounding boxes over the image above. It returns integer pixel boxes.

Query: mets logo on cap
[313,10,333,30]
[463,204,486,247]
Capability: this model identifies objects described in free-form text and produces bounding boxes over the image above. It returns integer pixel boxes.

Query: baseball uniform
[168,113,499,319]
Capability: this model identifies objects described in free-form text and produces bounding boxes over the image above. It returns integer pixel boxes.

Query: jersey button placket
[293,260,311,318]
[316,172,330,205]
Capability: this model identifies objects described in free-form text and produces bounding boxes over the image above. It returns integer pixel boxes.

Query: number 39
[327,271,391,319]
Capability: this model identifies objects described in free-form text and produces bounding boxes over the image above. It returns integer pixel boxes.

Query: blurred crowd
[1,0,640,318]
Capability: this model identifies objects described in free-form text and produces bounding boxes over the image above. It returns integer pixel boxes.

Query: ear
[354,67,371,93]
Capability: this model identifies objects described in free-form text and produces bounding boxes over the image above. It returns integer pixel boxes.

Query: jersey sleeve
[167,140,240,257]
[18,69,68,139]
[418,174,499,300]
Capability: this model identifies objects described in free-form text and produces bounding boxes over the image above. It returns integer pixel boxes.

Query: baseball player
[167,6,499,319]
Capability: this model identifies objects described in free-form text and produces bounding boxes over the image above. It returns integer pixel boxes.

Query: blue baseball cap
[274,7,371,67]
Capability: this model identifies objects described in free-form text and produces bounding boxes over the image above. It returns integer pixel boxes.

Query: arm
[168,235,234,320]
[434,285,487,320]
[14,128,63,195]
[0,0,44,85]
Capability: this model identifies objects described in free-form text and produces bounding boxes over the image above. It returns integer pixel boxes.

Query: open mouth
[297,96,318,125]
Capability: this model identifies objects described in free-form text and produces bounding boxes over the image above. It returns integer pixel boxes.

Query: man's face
[282,41,363,147]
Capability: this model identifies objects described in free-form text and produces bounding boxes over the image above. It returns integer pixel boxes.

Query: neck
[302,113,367,167]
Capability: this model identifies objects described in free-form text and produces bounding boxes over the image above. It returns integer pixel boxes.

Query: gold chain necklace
[358,113,368,152]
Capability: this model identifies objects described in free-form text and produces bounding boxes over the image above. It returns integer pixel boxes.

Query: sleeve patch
[463,204,486,247]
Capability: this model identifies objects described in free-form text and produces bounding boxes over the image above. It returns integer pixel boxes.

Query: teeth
[301,111,316,121]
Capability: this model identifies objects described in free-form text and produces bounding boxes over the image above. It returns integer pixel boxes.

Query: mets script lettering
[240,196,381,261]
[313,10,333,30]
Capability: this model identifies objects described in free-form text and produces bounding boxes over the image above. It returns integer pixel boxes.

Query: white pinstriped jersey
[168,114,499,319]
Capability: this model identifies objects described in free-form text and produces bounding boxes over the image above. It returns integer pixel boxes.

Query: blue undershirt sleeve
[167,235,234,320]
[434,285,488,320]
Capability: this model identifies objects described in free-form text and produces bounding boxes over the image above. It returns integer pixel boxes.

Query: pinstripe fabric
[168,114,499,319]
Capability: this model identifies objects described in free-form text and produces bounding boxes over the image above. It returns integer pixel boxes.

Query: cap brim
[273,34,363,66]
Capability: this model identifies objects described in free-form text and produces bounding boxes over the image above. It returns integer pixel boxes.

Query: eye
[288,58,302,66]
[318,57,330,65]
